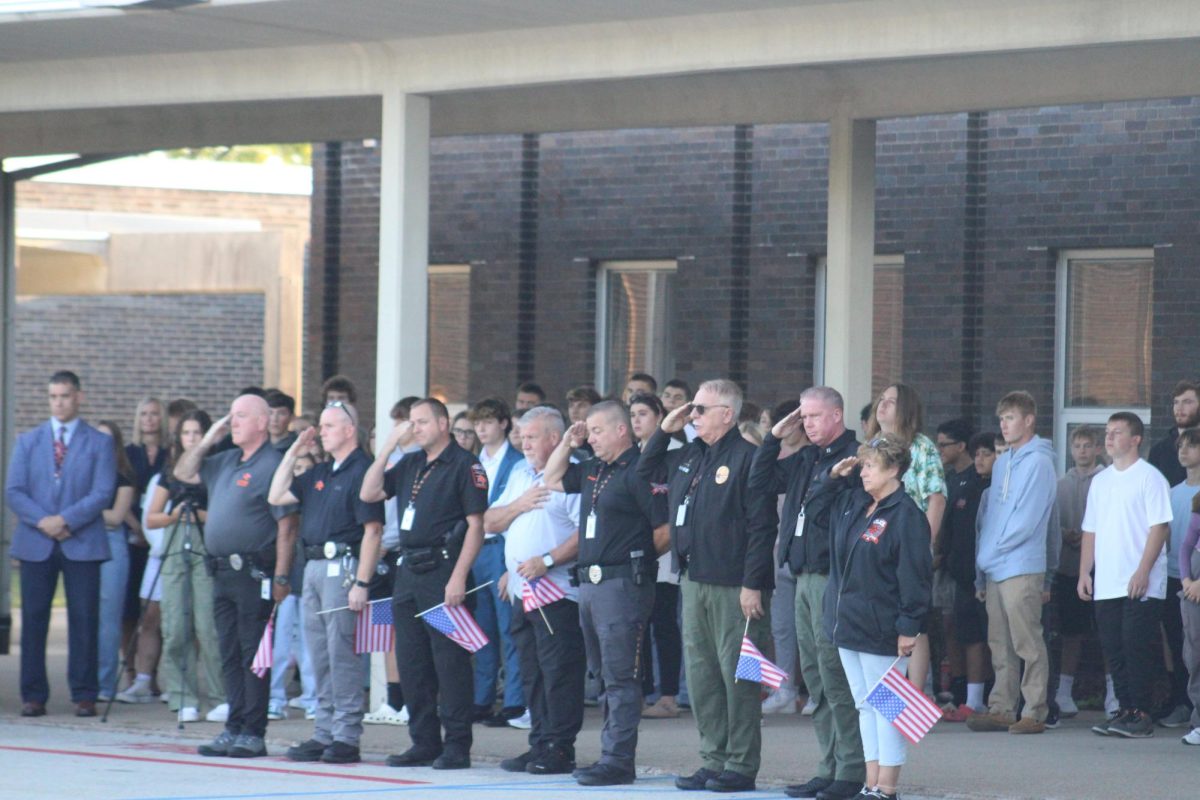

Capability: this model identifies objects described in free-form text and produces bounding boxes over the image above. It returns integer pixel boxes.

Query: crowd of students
[7,370,1200,800]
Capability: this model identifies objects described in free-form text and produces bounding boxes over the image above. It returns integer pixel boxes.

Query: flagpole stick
[537,605,554,635]
[735,615,751,684]
[856,633,920,709]
[414,580,494,618]
[317,597,391,616]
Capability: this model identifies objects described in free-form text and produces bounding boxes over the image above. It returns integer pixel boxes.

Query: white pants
[838,648,909,767]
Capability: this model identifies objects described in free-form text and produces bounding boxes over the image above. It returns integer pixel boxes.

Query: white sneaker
[161,693,169,703]
[762,688,797,715]
[267,702,287,721]
[800,696,817,716]
[364,703,408,726]
[178,707,200,723]
[1181,727,1200,746]
[116,681,157,704]
[304,707,316,721]
[287,697,311,710]
[205,703,229,722]
[507,709,532,730]
[1056,693,1079,717]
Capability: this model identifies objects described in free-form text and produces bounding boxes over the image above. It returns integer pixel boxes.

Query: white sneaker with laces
[1055,693,1079,716]
[508,709,532,730]
[762,688,797,715]
[179,707,200,723]
[801,696,817,716]
[364,703,407,726]
[205,703,229,722]
[1182,727,1200,746]
[115,681,157,704]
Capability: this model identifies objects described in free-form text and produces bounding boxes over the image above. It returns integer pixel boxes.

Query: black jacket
[749,429,859,575]
[1149,429,1186,487]
[638,426,777,590]
[942,466,987,585]
[820,482,932,657]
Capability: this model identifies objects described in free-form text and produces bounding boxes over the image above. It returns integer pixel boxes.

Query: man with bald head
[175,393,299,759]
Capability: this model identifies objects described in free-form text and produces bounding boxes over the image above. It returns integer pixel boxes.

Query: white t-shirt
[496,461,580,602]
[1082,459,1173,601]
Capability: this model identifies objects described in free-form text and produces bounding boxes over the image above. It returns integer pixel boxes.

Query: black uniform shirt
[382,438,488,549]
[942,465,986,584]
[290,447,384,546]
[562,445,667,567]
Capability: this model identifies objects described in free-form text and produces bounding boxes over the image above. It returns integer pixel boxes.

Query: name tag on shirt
[675,502,688,527]
[327,561,341,578]
[261,579,271,600]
[401,504,416,531]
[795,508,806,538]
[585,512,597,540]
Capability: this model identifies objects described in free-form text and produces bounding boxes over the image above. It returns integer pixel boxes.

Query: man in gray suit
[6,370,116,717]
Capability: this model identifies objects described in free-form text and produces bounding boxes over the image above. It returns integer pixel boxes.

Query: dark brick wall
[309,97,1200,441]
[13,293,264,434]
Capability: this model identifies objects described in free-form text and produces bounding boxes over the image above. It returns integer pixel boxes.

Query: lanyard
[590,462,619,510]
[409,461,439,505]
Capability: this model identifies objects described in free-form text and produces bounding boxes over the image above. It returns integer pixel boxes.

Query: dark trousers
[393,560,474,755]
[511,596,586,755]
[641,582,682,697]
[212,568,273,737]
[1162,578,1193,709]
[19,547,100,704]
[1094,596,1163,713]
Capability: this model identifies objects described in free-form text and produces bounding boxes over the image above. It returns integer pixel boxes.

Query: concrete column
[0,170,14,653]
[822,115,876,412]
[375,90,431,429]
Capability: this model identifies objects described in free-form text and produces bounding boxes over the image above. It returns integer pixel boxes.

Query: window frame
[594,259,677,395]
[427,263,471,408]
[1053,248,1153,470]
[813,253,904,389]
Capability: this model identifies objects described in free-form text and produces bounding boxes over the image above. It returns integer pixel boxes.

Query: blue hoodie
[975,435,1058,584]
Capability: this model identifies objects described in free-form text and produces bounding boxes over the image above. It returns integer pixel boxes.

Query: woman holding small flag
[819,434,934,800]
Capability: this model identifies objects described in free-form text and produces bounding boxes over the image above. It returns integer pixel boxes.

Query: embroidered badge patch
[470,463,488,490]
[315,480,325,491]
[236,472,251,487]
[861,518,888,544]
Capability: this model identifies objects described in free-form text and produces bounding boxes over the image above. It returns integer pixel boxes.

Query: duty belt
[304,541,360,560]
[207,552,273,576]
[575,563,636,585]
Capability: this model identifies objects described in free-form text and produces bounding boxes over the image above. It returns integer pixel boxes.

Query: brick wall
[309,97,1200,442]
[13,293,264,435]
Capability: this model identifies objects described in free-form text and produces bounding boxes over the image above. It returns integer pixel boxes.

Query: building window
[595,260,676,395]
[427,264,470,406]
[813,254,904,398]
[1054,249,1153,468]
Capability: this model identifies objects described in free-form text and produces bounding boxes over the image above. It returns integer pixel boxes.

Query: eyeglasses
[325,400,355,425]
[690,404,730,416]
[452,428,476,438]
[935,440,961,450]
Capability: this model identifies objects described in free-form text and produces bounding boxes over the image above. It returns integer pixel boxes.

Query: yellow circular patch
[715,465,730,484]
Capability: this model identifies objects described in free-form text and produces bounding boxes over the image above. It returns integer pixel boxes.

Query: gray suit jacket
[6,419,116,562]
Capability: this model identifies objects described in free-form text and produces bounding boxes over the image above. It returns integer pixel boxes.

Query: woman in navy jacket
[818,434,932,800]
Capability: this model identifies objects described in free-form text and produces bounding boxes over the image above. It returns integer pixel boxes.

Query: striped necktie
[54,425,67,477]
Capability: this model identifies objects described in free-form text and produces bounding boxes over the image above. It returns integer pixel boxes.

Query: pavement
[1,609,1196,799]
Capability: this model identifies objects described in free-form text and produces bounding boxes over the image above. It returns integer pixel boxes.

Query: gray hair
[800,386,844,411]
[587,400,631,432]
[698,379,743,420]
[519,405,565,436]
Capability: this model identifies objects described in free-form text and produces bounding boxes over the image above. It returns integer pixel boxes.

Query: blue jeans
[98,528,130,696]
[471,538,524,708]
[269,594,316,708]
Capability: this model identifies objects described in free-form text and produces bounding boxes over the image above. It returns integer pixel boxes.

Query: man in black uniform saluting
[542,400,669,787]
[361,398,487,770]
[639,379,777,794]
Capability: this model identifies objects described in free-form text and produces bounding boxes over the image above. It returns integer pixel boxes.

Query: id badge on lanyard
[585,511,597,540]
[675,499,688,527]
[795,506,806,539]
[401,503,416,531]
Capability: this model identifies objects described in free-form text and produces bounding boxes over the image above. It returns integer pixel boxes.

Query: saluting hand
[661,403,692,434]
[830,456,858,478]
[385,420,414,452]
[771,405,804,440]
[207,414,231,444]
[565,420,588,449]
[288,427,317,457]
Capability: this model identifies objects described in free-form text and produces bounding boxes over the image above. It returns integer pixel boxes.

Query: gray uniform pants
[578,577,654,773]
[302,558,365,745]
[770,567,799,690]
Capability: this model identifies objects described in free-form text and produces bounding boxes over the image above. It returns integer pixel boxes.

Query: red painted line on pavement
[0,745,428,785]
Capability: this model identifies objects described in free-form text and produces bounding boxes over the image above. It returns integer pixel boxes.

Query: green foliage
[159,143,311,166]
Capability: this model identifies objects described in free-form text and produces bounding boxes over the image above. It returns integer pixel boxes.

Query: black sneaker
[675,767,721,790]
[386,747,442,767]
[228,734,267,758]
[527,745,575,775]
[321,741,361,764]
[704,770,756,793]
[501,750,537,773]
[819,779,870,800]
[471,704,493,722]
[1109,709,1155,738]
[1092,709,1126,736]
[786,777,834,798]
[1043,708,1061,730]
[197,731,236,757]
[483,706,525,727]
[286,738,329,762]
[432,751,471,770]
[575,762,635,787]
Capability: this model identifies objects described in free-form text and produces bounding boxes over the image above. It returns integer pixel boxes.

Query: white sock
[1057,674,1074,699]
[134,673,152,685]
[1105,674,1116,705]
[967,683,985,710]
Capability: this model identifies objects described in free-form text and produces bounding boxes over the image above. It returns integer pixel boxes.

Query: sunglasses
[325,400,355,425]
[690,403,730,416]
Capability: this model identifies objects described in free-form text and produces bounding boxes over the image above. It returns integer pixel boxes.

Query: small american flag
[522,576,566,613]
[423,604,489,653]
[251,616,273,678]
[865,665,943,743]
[734,635,788,689]
[355,601,395,654]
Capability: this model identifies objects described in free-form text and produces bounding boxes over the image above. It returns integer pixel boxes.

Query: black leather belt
[207,552,273,575]
[575,563,635,585]
[304,541,360,560]
[482,536,505,546]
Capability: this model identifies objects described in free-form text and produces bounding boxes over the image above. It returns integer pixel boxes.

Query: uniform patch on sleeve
[651,482,669,495]
[861,518,888,544]
[470,463,489,491]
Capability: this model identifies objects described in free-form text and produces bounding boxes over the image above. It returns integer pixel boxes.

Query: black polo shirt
[562,445,668,567]
[382,438,488,549]
[290,447,384,547]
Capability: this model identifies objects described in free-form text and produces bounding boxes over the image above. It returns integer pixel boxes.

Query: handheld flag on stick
[863,662,942,744]
[423,604,489,653]
[355,600,395,654]
[734,634,789,689]
[251,606,277,678]
[521,575,564,634]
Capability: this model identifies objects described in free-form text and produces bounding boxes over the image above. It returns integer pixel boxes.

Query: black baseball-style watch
[353,579,370,588]
[272,575,290,586]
